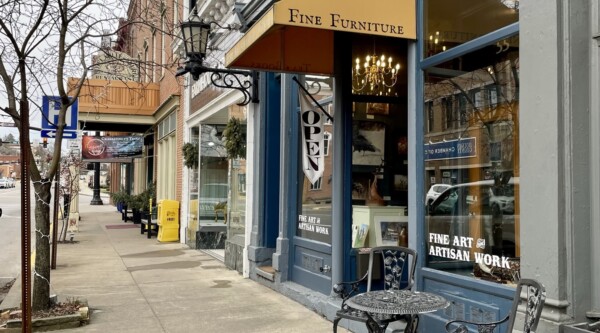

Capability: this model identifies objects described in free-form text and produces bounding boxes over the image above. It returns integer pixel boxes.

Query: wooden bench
[140,211,158,238]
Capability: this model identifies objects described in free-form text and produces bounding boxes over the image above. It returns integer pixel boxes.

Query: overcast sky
[1,0,129,145]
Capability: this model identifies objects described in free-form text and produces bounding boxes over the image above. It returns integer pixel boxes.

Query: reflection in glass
[186,127,200,248]
[198,124,228,223]
[423,37,520,284]
[424,0,519,57]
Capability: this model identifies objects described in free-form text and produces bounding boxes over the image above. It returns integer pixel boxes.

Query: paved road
[0,182,22,279]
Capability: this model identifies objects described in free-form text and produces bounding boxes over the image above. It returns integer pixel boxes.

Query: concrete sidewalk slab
[3,195,345,333]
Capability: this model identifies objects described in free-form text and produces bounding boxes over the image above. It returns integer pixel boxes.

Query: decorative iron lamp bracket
[176,62,258,106]
[177,10,258,106]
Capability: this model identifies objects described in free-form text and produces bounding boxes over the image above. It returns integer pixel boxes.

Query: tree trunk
[32,180,52,311]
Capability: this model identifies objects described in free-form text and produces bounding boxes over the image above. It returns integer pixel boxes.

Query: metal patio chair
[445,278,546,333]
[332,246,418,333]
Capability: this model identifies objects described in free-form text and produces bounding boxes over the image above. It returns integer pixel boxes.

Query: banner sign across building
[299,89,325,184]
[82,136,143,161]
[424,137,476,161]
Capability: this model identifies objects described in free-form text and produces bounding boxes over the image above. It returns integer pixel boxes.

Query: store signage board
[273,0,416,39]
[424,137,477,161]
[41,96,78,139]
[225,0,415,74]
[0,122,16,127]
[81,136,143,161]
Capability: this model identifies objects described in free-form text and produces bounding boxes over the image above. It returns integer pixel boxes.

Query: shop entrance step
[256,266,276,281]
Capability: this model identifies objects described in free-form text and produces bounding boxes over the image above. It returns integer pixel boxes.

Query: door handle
[320,265,331,273]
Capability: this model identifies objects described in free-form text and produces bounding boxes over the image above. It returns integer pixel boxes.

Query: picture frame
[374,215,408,246]
[352,121,385,166]
[394,174,408,191]
[366,102,390,116]
[352,223,369,248]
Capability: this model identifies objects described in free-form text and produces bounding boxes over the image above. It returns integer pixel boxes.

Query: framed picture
[352,121,385,166]
[352,223,369,248]
[352,173,372,200]
[394,174,408,191]
[366,102,390,116]
[374,216,408,246]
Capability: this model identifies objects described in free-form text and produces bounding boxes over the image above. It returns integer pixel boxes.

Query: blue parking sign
[41,96,78,131]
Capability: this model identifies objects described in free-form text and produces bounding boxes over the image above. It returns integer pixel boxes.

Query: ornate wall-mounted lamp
[175,9,258,106]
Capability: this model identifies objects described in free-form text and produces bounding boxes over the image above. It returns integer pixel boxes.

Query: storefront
[196,0,600,331]
[183,70,249,267]
[225,0,420,318]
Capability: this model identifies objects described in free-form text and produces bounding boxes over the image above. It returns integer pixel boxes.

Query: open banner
[299,88,325,184]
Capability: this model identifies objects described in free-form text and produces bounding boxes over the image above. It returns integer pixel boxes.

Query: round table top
[346,290,450,315]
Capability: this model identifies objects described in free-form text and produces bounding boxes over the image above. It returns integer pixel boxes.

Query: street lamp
[176,9,257,106]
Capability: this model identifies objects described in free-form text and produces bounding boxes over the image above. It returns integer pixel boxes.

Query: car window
[433,185,446,193]
[430,187,458,215]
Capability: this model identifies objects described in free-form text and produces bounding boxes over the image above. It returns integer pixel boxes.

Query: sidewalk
[4,195,341,332]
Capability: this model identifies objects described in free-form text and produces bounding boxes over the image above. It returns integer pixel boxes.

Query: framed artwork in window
[374,216,408,246]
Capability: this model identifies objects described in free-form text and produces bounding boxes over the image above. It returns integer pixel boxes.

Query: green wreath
[182,142,199,169]
[222,117,246,160]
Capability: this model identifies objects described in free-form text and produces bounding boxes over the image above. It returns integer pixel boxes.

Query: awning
[225,0,416,75]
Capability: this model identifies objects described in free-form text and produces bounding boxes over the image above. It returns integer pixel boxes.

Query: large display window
[423,36,520,284]
[350,35,409,249]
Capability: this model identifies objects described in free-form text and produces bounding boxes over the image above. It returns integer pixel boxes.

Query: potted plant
[110,188,128,213]
[128,194,145,224]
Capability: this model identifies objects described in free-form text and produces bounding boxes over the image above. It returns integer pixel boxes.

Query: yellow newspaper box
[157,200,179,242]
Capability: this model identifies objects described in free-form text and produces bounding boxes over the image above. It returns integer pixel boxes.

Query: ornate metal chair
[332,246,418,333]
[445,278,546,333]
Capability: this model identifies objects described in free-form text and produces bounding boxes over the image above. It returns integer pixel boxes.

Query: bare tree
[0,0,184,311]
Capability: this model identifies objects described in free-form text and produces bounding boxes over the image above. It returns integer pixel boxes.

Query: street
[0,182,22,279]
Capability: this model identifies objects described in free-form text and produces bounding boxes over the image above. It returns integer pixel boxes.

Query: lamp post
[90,132,103,205]
[176,9,258,106]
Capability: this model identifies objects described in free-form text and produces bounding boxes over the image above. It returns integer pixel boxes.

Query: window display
[423,36,520,284]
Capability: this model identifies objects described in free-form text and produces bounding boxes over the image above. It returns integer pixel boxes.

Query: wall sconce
[176,9,258,106]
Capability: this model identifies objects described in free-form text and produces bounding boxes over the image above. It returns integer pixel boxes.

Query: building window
[423,35,520,285]
[143,40,149,83]
[310,177,322,190]
[323,132,331,156]
[427,101,434,133]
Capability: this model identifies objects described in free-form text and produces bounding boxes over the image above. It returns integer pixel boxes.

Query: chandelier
[352,54,400,96]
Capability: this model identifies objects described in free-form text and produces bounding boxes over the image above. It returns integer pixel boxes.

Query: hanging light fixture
[176,9,258,106]
[352,53,401,96]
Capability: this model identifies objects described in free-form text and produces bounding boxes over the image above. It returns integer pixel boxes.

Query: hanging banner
[81,136,143,161]
[299,88,325,184]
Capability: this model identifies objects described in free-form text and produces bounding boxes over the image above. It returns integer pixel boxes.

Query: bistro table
[345,289,450,333]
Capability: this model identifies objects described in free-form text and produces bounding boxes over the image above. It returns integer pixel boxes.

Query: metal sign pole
[19,98,32,332]
[51,166,59,269]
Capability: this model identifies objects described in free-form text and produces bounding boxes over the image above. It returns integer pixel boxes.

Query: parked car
[426,184,452,206]
[427,177,519,267]
[7,178,15,188]
[0,178,9,189]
